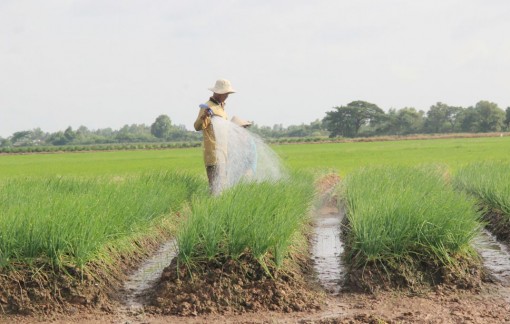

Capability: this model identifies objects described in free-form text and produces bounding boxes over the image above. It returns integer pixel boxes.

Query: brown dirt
[315,174,341,197]
[146,254,324,316]
[0,261,121,316]
[0,233,169,316]
[5,284,510,323]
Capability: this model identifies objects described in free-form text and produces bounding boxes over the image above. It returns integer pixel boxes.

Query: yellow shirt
[194,99,228,166]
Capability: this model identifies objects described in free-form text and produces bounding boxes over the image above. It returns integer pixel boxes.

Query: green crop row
[339,166,481,269]
[0,171,206,269]
[453,161,510,220]
[177,173,315,268]
[0,142,201,154]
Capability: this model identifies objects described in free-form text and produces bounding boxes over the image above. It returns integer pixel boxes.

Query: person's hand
[199,104,213,120]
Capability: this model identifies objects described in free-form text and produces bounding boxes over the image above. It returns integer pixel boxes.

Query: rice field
[1,136,509,179]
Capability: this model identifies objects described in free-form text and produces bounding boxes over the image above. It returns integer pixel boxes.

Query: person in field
[194,79,235,194]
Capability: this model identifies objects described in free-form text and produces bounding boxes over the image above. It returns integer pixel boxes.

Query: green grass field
[1,137,509,178]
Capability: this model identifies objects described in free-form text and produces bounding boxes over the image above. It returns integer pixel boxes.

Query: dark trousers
[206,165,217,195]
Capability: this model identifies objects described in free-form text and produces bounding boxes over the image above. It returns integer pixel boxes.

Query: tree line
[322,100,510,138]
[1,100,509,148]
[0,116,201,148]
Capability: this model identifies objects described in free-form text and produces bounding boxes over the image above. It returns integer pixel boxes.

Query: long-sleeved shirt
[194,98,228,166]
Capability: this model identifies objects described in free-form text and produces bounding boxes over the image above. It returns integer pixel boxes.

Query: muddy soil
[5,284,510,323]
[0,233,170,316]
[147,253,324,316]
[484,209,510,243]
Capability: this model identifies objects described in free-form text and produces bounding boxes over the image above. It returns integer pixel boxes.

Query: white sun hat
[208,79,236,94]
[231,115,252,127]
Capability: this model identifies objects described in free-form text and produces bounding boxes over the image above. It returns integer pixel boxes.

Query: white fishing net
[211,117,287,195]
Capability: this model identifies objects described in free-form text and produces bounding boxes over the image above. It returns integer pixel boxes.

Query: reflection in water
[475,229,510,286]
[123,239,178,308]
[311,206,344,295]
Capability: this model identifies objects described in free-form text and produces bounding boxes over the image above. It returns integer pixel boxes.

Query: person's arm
[194,106,212,131]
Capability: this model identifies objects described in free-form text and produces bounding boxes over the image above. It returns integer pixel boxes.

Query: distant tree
[151,115,172,139]
[458,107,479,132]
[29,128,47,142]
[0,137,9,147]
[505,107,510,130]
[323,101,384,137]
[396,108,425,135]
[273,124,284,132]
[47,131,70,145]
[445,106,464,132]
[474,101,505,132]
[373,107,424,135]
[95,128,114,137]
[11,130,32,146]
[64,126,76,142]
[425,102,449,133]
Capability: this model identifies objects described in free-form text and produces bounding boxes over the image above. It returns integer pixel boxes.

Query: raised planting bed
[338,165,485,291]
[148,174,325,315]
[0,171,205,314]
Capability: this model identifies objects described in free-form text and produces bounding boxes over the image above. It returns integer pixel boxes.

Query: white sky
[1,0,509,137]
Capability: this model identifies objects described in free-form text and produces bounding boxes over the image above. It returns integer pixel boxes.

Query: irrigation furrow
[122,239,178,310]
[311,204,345,295]
[475,230,510,286]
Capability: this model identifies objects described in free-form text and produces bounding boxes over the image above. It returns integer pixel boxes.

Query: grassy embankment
[453,161,510,241]
[339,166,482,289]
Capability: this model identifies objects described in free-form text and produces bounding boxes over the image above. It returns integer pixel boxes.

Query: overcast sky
[1,0,509,137]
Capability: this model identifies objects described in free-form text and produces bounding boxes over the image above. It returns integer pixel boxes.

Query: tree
[474,101,505,132]
[504,107,510,130]
[458,107,479,132]
[151,115,172,139]
[445,106,464,132]
[11,130,32,146]
[396,108,425,135]
[64,126,76,142]
[425,102,449,133]
[323,101,384,138]
[0,137,10,147]
[47,131,70,145]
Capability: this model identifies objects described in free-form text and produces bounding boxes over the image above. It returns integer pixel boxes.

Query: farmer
[194,79,235,194]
